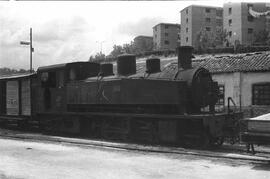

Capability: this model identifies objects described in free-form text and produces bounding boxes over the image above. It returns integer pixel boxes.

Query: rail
[0,129,269,163]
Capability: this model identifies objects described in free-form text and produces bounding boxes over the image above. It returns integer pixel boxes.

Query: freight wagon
[0,73,37,128]
[241,113,270,146]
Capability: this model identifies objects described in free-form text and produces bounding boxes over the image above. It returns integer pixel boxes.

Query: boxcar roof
[0,73,36,81]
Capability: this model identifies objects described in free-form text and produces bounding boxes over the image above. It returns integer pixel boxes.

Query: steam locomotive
[0,46,242,147]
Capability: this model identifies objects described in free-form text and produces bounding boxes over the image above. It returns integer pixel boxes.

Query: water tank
[99,63,114,76]
[145,58,161,73]
[117,54,136,76]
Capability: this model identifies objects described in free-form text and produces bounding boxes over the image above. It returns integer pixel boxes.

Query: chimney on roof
[177,46,193,70]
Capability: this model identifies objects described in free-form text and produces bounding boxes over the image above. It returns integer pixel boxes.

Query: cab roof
[37,61,99,73]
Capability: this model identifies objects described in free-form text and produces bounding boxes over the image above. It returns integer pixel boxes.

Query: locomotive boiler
[32,46,242,147]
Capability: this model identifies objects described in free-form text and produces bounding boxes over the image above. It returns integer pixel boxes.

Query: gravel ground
[0,138,270,179]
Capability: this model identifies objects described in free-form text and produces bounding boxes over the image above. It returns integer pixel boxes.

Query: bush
[193,46,270,55]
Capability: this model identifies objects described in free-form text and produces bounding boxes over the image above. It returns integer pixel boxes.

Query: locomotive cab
[36,62,100,113]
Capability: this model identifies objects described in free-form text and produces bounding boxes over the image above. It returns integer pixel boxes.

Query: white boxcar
[241,113,270,145]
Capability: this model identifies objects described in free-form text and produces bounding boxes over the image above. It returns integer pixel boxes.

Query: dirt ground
[0,137,269,179]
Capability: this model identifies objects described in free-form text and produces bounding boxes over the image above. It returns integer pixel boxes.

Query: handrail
[227,97,237,114]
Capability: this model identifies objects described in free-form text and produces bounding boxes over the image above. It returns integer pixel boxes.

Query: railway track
[1,128,270,164]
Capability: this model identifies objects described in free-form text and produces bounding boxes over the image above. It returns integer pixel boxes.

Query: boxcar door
[6,80,19,115]
[0,81,6,114]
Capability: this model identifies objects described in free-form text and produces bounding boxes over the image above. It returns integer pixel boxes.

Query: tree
[122,42,134,54]
[214,28,229,47]
[195,29,215,52]
[109,45,124,57]
[89,52,106,63]
[108,38,153,58]
[109,41,136,57]
[195,28,231,53]
[0,68,30,76]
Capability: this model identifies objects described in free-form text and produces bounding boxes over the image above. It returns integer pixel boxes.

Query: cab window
[41,71,56,88]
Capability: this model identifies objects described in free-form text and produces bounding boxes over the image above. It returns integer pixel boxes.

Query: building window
[41,71,56,88]
[154,26,157,31]
[247,4,253,9]
[216,19,222,26]
[186,8,188,14]
[248,28,253,34]
[215,85,225,111]
[205,18,211,23]
[205,8,211,13]
[228,19,232,26]
[228,7,232,15]
[229,31,232,37]
[186,18,188,23]
[252,83,270,105]
[59,71,65,87]
[186,37,188,42]
[205,27,211,31]
[186,28,188,33]
[248,16,254,22]
[217,86,225,103]
[164,40,169,45]
[216,10,222,17]
[165,33,168,37]
[165,25,169,29]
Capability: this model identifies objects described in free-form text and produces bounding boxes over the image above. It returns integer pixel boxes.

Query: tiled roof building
[134,52,270,74]
[198,52,270,73]
[134,52,270,117]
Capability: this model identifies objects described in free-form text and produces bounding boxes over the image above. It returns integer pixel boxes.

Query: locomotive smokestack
[177,46,193,69]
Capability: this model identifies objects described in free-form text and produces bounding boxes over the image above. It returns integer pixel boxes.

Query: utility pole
[96,41,105,54]
[20,28,34,72]
[30,28,33,73]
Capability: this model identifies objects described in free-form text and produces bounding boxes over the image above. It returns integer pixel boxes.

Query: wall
[153,25,161,50]
[212,73,236,105]
[212,71,270,117]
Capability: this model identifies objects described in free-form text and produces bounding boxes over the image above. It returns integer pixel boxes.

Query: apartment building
[180,5,223,48]
[266,3,270,32]
[153,23,180,51]
[133,36,153,53]
[223,2,268,46]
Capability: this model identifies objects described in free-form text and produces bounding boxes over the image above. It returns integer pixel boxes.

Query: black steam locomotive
[0,46,242,147]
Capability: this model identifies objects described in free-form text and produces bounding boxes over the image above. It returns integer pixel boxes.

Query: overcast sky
[0,0,263,70]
